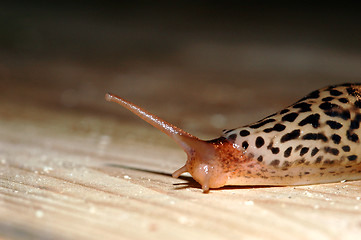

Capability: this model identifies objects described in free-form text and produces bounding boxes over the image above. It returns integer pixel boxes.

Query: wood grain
[1,83,361,240]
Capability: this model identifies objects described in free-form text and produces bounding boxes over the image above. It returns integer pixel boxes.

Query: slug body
[106,83,361,192]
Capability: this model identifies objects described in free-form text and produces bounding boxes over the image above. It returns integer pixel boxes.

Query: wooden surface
[1,58,361,240]
[1,4,361,240]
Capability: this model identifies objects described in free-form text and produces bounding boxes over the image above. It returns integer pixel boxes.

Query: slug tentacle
[105,93,233,192]
[106,83,361,192]
[172,165,187,178]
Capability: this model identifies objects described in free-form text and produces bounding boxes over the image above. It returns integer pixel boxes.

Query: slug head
[105,93,241,192]
[172,136,238,192]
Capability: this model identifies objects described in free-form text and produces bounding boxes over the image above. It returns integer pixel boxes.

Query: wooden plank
[1,95,361,240]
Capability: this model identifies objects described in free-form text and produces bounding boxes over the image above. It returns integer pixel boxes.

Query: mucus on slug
[105,83,361,192]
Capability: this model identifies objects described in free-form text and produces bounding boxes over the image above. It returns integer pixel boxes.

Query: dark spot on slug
[239,130,250,137]
[347,130,359,142]
[315,156,323,164]
[307,90,320,99]
[322,97,334,101]
[298,114,320,128]
[323,159,335,165]
[300,147,309,156]
[341,110,351,120]
[293,102,312,112]
[280,109,290,114]
[350,114,361,130]
[280,129,300,143]
[284,147,292,158]
[282,112,299,122]
[271,147,280,154]
[273,124,286,131]
[250,119,276,129]
[270,160,280,167]
[228,134,237,142]
[319,102,339,111]
[324,110,351,120]
[296,158,306,165]
[257,155,263,162]
[326,120,343,129]
[255,137,265,148]
[302,133,328,142]
[282,161,291,168]
[263,123,286,133]
[331,134,341,144]
[342,145,351,152]
[348,155,357,161]
[324,147,339,156]
[242,141,249,150]
[329,89,343,96]
[267,141,274,149]
[295,144,303,151]
[338,98,349,103]
[311,147,319,157]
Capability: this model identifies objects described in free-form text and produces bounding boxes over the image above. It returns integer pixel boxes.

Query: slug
[105,83,361,192]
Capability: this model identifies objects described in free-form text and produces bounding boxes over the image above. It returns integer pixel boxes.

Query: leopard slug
[105,83,361,192]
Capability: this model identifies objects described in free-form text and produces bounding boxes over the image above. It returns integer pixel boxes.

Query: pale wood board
[1,62,361,240]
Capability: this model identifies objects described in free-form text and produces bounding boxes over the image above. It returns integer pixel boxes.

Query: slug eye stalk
[105,93,227,192]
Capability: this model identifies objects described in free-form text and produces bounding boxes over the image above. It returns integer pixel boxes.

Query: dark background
[0,2,360,135]
[1,2,360,60]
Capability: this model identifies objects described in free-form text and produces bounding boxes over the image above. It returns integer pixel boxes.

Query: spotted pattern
[222,83,361,180]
